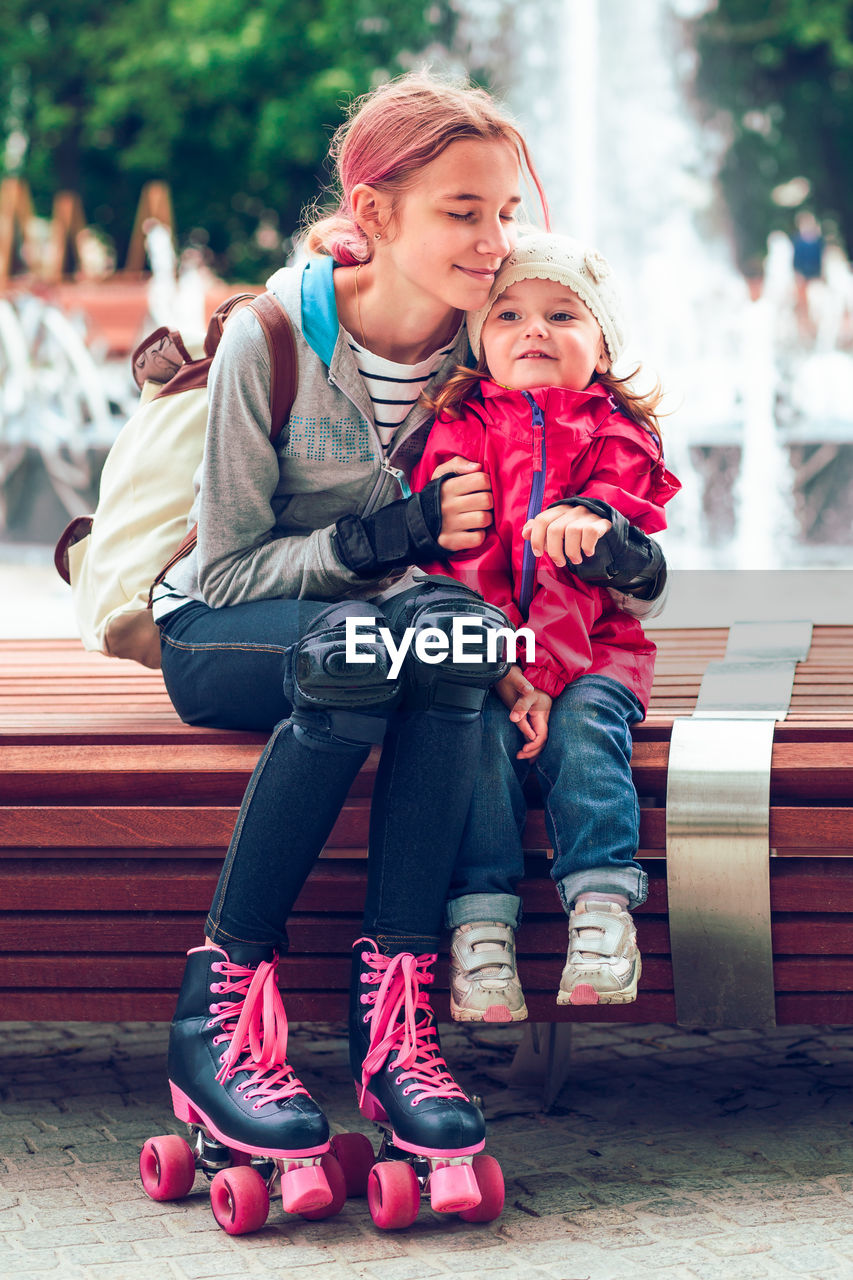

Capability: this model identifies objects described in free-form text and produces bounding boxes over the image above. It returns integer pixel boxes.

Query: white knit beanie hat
[467,231,626,365]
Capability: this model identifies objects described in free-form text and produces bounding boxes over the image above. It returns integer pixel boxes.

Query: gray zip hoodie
[166,258,469,606]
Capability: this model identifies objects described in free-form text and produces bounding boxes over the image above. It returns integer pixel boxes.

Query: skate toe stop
[280,1164,333,1215]
[430,1162,482,1213]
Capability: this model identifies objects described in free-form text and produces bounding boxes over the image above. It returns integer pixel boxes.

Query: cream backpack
[54,292,296,669]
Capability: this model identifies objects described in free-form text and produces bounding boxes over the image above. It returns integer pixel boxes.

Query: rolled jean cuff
[556,867,648,916]
[444,893,522,930]
[204,917,289,954]
[369,931,440,956]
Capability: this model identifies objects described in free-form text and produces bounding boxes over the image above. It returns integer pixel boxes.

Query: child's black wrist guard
[549,496,667,601]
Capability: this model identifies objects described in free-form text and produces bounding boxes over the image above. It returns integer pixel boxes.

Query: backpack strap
[247,292,298,443]
[204,291,259,357]
[150,291,298,596]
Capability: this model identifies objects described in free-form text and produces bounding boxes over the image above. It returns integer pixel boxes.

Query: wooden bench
[1,628,852,1025]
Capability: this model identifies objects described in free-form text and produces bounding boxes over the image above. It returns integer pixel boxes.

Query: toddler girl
[412,232,680,1017]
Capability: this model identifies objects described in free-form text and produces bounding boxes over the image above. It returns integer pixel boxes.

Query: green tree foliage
[0,0,454,278]
[685,0,853,274]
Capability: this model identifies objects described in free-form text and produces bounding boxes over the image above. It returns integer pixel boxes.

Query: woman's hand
[431,457,493,552]
[495,665,552,760]
[522,504,612,568]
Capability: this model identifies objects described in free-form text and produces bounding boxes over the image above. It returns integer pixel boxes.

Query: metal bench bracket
[665,620,812,1028]
[507,1022,573,1111]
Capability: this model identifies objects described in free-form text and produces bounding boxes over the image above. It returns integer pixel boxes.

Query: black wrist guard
[550,496,668,600]
[334,477,450,578]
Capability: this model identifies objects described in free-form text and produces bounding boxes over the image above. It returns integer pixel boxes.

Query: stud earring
[374,233,381,241]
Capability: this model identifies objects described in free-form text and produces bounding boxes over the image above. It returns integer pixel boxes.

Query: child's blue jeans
[444,673,648,927]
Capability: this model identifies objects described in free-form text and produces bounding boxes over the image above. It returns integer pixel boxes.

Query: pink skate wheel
[429,1161,481,1214]
[300,1153,347,1220]
[367,1161,420,1230]
[280,1162,333,1215]
[459,1154,505,1222]
[139,1135,196,1201]
[484,1005,513,1023]
[329,1131,375,1197]
[210,1165,270,1235]
[569,983,599,1005]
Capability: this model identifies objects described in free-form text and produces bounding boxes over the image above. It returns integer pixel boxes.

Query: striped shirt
[344,327,461,451]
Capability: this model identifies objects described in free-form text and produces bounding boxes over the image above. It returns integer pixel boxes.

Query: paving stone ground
[2,1020,853,1280]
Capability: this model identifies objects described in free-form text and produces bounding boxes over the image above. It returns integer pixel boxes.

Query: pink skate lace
[207,957,309,1109]
[356,939,468,1108]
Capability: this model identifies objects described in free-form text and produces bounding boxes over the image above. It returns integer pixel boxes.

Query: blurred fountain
[734,295,797,570]
[454,0,852,571]
[143,218,179,330]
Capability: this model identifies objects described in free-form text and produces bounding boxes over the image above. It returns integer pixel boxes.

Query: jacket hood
[267,256,338,368]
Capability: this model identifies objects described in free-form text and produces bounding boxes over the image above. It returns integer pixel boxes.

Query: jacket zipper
[383,458,412,498]
[361,458,411,519]
[518,392,546,617]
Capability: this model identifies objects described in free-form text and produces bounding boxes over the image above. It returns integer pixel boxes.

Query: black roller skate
[139,944,345,1234]
[344,936,505,1229]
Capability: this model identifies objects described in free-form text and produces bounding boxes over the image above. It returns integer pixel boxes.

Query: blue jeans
[445,674,648,926]
[159,591,486,954]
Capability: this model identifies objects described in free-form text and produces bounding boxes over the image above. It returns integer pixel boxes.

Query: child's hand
[514,689,552,760]
[495,666,552,760]
[495,664,533,713]
[522,504,612,568]
[431,456,494,551]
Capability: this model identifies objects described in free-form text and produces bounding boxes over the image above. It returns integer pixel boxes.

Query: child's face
[480,277,609,391]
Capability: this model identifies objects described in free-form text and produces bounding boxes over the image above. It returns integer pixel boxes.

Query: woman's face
[380,138,522,314]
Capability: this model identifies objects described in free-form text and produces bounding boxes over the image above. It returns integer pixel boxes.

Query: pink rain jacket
[411,380,681,711]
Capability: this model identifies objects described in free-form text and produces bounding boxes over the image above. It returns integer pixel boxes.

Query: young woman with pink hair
[143,72,547,1228]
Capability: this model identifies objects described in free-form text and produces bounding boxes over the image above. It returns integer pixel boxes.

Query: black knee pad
[285,601,403,747]
[387,578,512,715]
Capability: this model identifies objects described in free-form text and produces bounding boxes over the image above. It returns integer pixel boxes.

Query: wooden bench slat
[2,952,849,994]
[3,741,851,803]
[5,717,850,741]
[1,804,850,851]
[0,801,374,848]
[5,987,853,1025]
[3,912,853,957]
[2,856,850,912]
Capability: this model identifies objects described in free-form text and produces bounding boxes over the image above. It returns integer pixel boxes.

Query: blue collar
[300,255,339,367]
[300,254,479,372]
